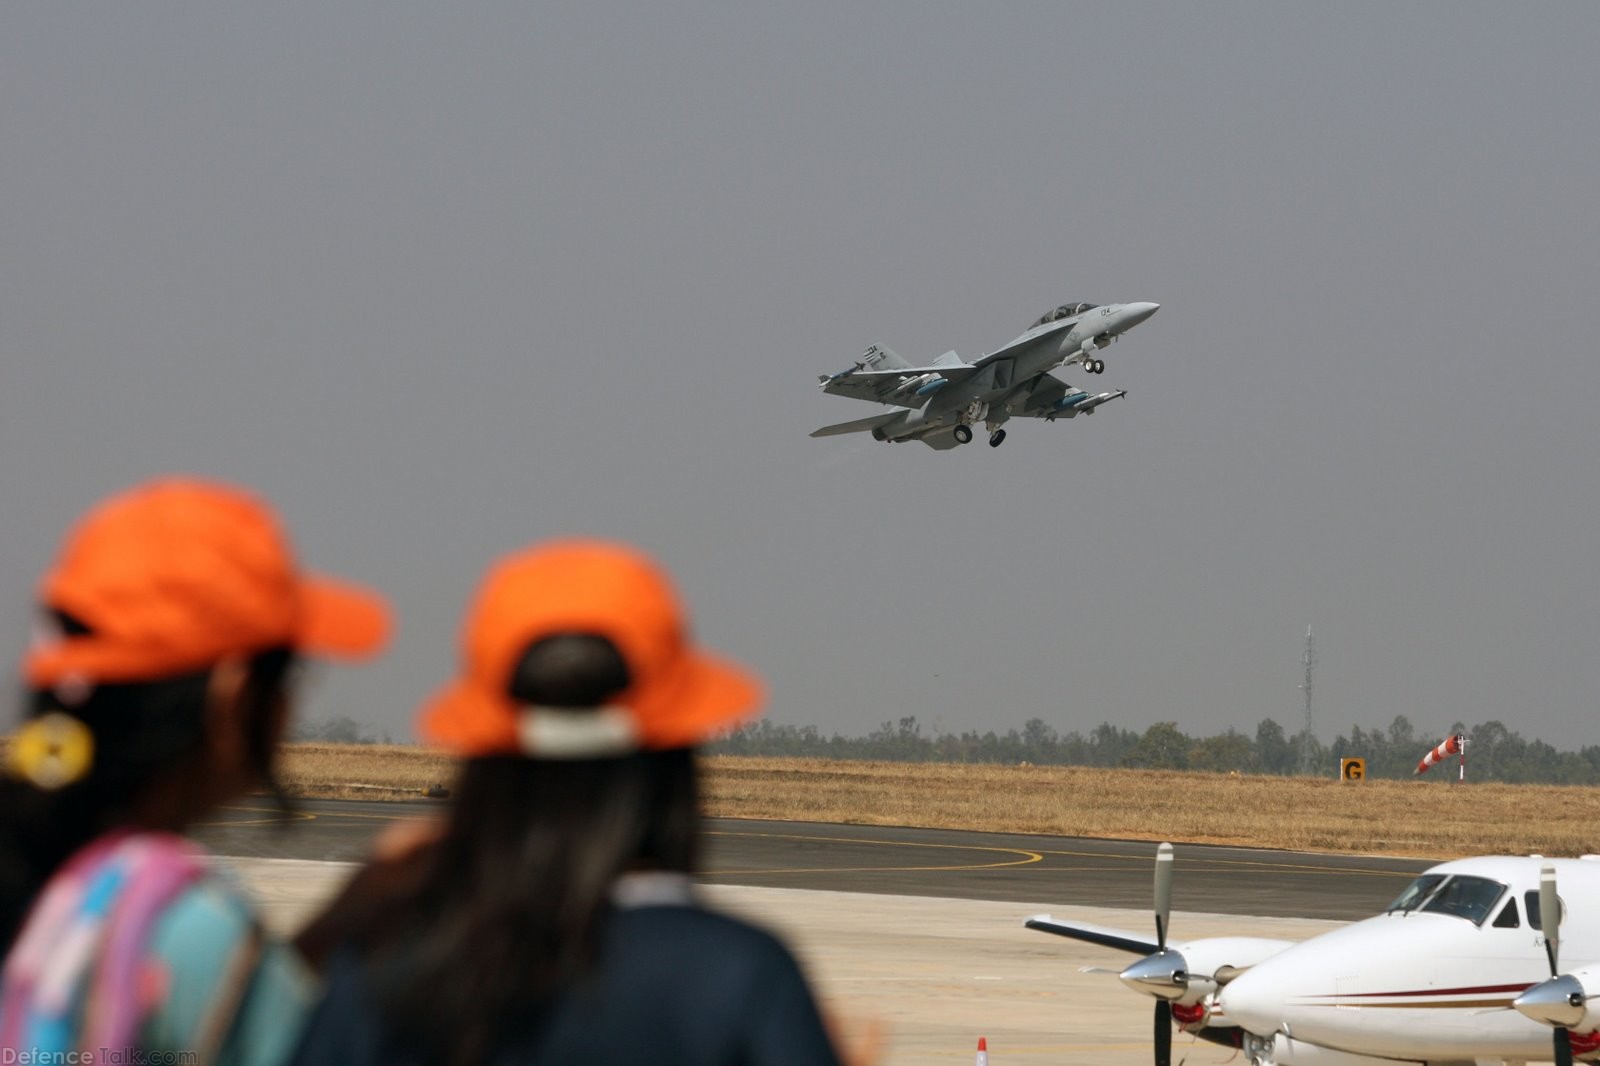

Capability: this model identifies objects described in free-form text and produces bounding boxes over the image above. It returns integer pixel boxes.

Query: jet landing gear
[952,424,973,445]
[1085,359,1106,374]
[988,428,1007,448]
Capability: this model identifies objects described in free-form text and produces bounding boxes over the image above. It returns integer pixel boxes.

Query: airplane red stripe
[1303,982,1533,1000]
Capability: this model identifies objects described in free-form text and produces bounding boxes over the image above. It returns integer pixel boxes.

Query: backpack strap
[82,833,209,1053]
[187,915,266,1063]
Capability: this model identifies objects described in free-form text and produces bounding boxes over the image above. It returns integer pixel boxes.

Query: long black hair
[344,634,702,1066]
[0,610,297,952]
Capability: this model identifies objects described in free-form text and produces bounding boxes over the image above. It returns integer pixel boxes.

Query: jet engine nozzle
[1515,973,1592,1031]
[1119,949,1189,1001]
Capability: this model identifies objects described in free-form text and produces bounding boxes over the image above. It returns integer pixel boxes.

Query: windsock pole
[975,1036,988,1066]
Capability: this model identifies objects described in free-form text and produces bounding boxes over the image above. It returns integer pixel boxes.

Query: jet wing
[818,363,980,410]
[973,322,1071,367]
[1009,372,1126,419]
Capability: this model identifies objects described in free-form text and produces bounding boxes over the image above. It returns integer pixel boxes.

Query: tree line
[710,715,1600,784]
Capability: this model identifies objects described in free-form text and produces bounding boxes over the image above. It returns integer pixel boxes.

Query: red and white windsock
[1415,734,1464,775]
[975,1037,988,1066]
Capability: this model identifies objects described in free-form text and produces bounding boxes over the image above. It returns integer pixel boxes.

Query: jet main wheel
[988,429,1006,448]
[953,424,973,444]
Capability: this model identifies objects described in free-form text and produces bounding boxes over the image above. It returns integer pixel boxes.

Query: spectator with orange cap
[0,478,391,1064]
[289,539,848,1066]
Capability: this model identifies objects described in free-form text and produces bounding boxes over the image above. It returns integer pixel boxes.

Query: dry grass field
[282,747,1600,858]
[700,757,1600,858]
[8,739,1600,858]
[277,742,458,798]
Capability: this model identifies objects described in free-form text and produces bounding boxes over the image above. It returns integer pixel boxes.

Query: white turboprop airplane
[1027,844,1600,1066]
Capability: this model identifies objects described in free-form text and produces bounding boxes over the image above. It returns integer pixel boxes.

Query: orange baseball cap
[23,478,391,689]
[418,539,762,758]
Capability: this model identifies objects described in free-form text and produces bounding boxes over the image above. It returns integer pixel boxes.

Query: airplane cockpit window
[1493,897,1521,928]
[1386,874,1446,914]
[1419,876,1507,926]
[1032,303,1100,328]
[1387,875,1510,925]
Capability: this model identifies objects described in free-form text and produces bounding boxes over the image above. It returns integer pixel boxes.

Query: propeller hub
[1120,949,1189,1001]
[1514,974,1588,1029]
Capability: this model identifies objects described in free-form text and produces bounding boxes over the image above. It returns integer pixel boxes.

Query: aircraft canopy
[1032,303,1099,328]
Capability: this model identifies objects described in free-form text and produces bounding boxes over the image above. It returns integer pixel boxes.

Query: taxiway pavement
[205,800,1443,1062]
[230,856,1343,1064]
[197,798,1434,920]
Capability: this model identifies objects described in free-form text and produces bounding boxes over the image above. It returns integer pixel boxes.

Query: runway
[194,798,1435,920]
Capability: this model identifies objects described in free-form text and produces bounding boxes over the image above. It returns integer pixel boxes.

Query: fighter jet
[811,301,1159,449]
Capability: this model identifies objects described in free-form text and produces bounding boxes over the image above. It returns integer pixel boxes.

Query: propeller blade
[1154,842,1173,952]
[1154,999,1172,1066]
[1541,864,1561,976]
[1555,1027,1574,1066]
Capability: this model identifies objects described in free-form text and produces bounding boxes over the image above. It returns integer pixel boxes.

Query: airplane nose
[1120,302,1160,329]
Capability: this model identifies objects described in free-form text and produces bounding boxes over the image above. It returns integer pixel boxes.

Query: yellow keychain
[8,712,94,790]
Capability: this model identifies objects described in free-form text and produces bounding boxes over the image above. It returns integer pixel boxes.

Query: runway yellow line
[201,804,415,826]
[203,805,1413,881]
[706,829,1044,875]
[194,806,319,828]
[1034,847,1416,878]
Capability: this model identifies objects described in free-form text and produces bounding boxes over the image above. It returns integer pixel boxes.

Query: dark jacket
[290,894,843,1066]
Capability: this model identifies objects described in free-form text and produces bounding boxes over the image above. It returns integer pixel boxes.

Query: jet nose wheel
[1091,359,1106,374]
[988,429,1006,448]
[953,424,973,444]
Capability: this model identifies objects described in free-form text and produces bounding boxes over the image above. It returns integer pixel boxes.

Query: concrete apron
[223,856,1341,1065]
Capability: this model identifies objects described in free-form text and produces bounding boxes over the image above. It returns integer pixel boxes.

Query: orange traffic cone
[975,1036,988,1066]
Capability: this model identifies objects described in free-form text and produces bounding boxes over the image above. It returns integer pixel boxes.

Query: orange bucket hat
[419,539,761,758]
[24,477,391,690]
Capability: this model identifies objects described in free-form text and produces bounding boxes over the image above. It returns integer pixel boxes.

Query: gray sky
[5,3,1599,749]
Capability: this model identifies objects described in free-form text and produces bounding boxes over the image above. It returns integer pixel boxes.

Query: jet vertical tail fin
[857,344,913,372]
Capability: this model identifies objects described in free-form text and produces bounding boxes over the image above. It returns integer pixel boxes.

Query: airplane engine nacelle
[1175,937,1296,1008]
[1563,966,1600,1032]
[1247,1032,1403,1065]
